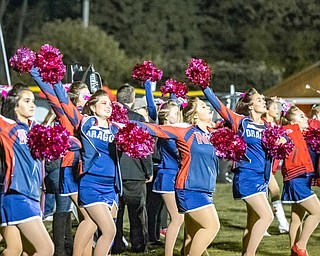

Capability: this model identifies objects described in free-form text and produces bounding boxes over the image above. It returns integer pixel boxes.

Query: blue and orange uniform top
[203,87,271,175]
[134,122,218,193]
[31,67,82,172]
[0,116,42,201]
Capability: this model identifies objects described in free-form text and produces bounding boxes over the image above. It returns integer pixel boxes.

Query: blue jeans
[45,160,71,213]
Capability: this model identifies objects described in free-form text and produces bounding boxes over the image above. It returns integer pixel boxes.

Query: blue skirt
[79,172,118,208]
[153,168,178,193]
[233,168,268,200]
[175,189,213,213]
[60,166,79,196]
[1,192,41,226]
[282,174,315,203]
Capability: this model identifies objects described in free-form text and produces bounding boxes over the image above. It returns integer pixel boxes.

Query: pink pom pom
[304,127,320,154]
[185,58,212,89]
[9,47,36,73]
[210,128,246,161]
[132,61,163,82]
[114,122,155,158]
[160,79,188,98]
[34,44,66,85]
[261,125,294,159]
[109,102,129,124]
[27,124,70,161]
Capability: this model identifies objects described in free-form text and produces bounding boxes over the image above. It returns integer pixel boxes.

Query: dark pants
[113,180,148,252]
[146,171,164,242]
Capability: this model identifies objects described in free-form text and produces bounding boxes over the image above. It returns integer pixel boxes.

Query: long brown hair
[280,105,299,125]
[234,88,259,116]
[82,89,109,116]
[1,83,31,121]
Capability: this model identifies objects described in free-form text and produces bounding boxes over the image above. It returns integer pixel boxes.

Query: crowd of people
[0,62,319,256]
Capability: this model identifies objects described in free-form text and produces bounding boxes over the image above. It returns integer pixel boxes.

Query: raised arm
[53,82,83,130]
[30,67,74,131]
[144,80,158,122]
[203,87,243,132]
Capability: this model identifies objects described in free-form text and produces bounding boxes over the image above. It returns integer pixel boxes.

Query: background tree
[21,19,132,88]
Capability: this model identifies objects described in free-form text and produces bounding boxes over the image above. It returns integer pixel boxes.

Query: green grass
[119,172,320,256]
[3,173,319,256]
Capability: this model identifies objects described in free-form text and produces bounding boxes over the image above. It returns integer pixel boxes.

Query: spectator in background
[112,85,153,254]
[133,97,150,122]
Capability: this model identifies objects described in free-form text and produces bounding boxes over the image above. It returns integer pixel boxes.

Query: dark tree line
[1,0,320,91]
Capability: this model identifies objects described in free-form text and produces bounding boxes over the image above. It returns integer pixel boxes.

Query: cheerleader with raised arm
[203,87,279,256]
[144,81,184,256]
[30,68,96,256]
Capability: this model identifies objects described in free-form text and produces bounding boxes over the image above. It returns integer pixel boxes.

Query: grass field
[2,173,319,256]
[120,173,320,256]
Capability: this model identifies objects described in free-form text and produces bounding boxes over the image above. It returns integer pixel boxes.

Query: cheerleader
[280,106,320,256]
[30,68,96,256]
[203,87,278,256]
[0,83,54,255]
[135,96,220,256]
[143,81,184,255]
[263,97,289,234]
[78,90,122,255]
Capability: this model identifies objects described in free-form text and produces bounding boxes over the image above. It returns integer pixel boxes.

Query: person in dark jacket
[112,84,153,254]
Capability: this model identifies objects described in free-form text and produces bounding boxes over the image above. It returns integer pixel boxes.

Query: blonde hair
[182,97,199,124]
[280,105,299,125]
[158,100,182,125]
[68,81,88,106]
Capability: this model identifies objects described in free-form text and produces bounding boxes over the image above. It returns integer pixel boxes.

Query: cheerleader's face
[267,102,279,119]
[91,95,112,119]
[195,100,213,123]
[15,90,35,120]
[168,105,180,124]
[291,109,308,130]
[250,93,267,114]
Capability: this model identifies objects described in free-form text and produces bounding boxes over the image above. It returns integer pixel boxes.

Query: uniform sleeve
[144,81,158,122]
[134,121,182,140]
[30,67,75,132]
[203,87,243,132]
[53,82,83,129]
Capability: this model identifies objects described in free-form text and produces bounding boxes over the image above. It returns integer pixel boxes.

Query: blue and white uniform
[79,116,122,208]
[203,87,271,200]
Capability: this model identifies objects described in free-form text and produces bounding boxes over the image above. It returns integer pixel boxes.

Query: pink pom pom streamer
[110,102,129,124]
[160,79,188,98]
[34,44,66,85]
[210,128,246,161]
[0,85,12,98]
[9,47,36,73]
[114,122,155,158]
[185,58,212,89]
[132,61,163,82]
[261,124,294,159]
[304,127,320,154]
[27,124,70,161]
